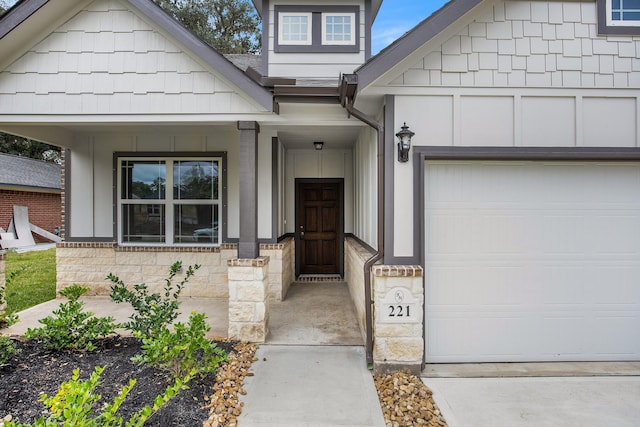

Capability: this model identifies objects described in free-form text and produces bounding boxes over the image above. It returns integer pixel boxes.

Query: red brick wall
[0,189,62,243]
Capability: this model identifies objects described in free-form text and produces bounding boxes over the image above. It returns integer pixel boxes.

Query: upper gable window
[598,0,640,34]
[274,5,359,53]
[279,12,312,45]
[322,13,356,45]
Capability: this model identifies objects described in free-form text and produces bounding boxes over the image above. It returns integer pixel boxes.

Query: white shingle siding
[393,1,640,89]
[0,0,263,114]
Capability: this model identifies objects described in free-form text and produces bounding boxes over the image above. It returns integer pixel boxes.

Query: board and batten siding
[0,0,266,115]
[67,128,275,241]
[383,0,640,258]
[267,0,367,79]
[353,124,378,249]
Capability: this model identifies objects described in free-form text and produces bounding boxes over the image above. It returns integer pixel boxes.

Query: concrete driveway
[423,376,640,427]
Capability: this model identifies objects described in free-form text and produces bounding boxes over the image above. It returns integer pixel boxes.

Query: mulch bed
[0,336,254,426]
[1,334,446,427]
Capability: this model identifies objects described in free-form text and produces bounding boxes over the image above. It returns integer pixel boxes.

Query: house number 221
[388,305,411,317]
[380,288,419,323]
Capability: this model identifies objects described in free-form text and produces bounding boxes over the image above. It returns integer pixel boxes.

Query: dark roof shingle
[0,153,61,191]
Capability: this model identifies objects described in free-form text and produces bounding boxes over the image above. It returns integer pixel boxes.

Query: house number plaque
[379,287,419,324]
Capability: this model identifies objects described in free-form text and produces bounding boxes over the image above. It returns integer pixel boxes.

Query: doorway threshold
[296,274,343,282]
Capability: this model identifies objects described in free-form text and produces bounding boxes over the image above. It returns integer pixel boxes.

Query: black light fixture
[314,141,324,150]
[395,122,414,163]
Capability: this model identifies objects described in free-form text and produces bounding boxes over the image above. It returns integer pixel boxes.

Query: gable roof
[0,0,274,111]
[0,153,61,192]
[355,0,483,90]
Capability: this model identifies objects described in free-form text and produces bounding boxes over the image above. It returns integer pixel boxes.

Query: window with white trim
[598,0,640,34]
[274,5,359,53]
[278,12,312,45]
[322,13,355,45]
[118,157,221,245]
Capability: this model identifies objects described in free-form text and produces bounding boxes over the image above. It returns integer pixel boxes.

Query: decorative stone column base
[0,250,6,312]
[372,265,424,375]
[227,256,270,342]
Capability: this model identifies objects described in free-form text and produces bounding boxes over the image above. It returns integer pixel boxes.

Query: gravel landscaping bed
[374,370,448,427]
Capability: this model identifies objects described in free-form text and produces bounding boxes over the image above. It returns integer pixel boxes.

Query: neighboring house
[0,0,638,373]
[0,153,61,243]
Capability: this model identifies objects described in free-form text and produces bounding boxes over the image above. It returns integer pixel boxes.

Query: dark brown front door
[296,180,342,275]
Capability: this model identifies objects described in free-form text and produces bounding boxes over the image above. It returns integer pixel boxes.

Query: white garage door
[425,161,640,363]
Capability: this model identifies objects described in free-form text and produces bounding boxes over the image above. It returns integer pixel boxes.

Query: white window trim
[117,157,222,247]
[278,12,313,46]
[321,12,356,45]
[606,0,640,26]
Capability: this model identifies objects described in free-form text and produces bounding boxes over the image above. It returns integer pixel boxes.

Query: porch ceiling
[277,126,361,150]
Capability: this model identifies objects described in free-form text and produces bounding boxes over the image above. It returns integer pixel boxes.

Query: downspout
[339,74,383,367]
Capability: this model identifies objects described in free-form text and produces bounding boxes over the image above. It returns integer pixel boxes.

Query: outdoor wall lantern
[314,141,324,150]
[395,123,414,163]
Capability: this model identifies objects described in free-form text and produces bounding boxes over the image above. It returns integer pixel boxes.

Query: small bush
[133,312,227,379]
[24,284,117,351]
[108,261,200,336]
[3,366,191,427]
[0,267,21,328]
[0,336,20,367]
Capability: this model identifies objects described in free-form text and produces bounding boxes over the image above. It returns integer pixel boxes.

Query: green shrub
[4,366,192,427]
[133,312,227,378]
[0,335,20,367]
[108,261,200,336]
[0,266,21,328]
[24,284,117,351]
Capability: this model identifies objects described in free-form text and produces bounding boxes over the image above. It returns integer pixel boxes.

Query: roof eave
[0,0,47,40]
[0,184,61,193]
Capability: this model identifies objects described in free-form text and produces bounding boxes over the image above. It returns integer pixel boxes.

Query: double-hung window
[119,157,222,245]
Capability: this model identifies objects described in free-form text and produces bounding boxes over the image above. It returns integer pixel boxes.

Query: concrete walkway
[238,345,385,427]
[2,296,229,338]
[423,376,640,427]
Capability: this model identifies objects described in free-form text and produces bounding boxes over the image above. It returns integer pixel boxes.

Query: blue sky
[2,0,448,54]
[372,0,448,54]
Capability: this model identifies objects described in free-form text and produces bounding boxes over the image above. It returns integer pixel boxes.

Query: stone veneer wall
[56,243,238,297]
[344,237,373,342]
[0,250,6,311]
[259,237,294,301]
[56,241,295,301]
[372,265,424,375]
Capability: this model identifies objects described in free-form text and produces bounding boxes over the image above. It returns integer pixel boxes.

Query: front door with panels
[295,179,343,276]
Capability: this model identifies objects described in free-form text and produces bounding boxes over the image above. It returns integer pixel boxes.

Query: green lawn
[4,248,57,314]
